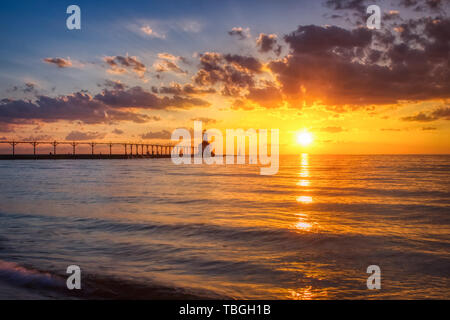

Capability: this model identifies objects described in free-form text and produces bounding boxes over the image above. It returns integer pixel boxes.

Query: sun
[296,131,313,146]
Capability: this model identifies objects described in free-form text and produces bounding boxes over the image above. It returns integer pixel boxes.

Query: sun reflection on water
[296,196,313,203]
[289,286,314,300]
[295,221,313,231]
[297,180,310,187]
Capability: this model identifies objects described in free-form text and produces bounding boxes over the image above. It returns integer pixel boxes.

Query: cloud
[193,52,262,97]
[141,130,172,139]
[158,83,216,95]
[0,122,15,132]
[320,126,344,133]
[223,54,263,73]
[268,19,450,106]
[422,127,437,130]
[153,53,187,74]
[401,106,450,122]
[21,134,52,141]
[256,33,281,55]
[190,117,217,124]
[399,0,445,11]
[324,0,368,11]
[43,57,73,68]
[228,27,250,40]
[95,86,210,109]
[140,25,166,38]
[104,55,147,78]
[0,92,150,124]
[246,84,283,109]
[9,82,39,95]
[153,60,186,74]
[65,131,106,141]
[112,128,124,135]
[102,79,127,90]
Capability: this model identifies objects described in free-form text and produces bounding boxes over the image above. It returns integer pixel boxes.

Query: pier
[0,140,198,160]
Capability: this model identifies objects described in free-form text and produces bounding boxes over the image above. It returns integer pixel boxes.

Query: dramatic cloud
[268,18,450,106]
[223,54,263,73]
[0,92,150,124]
[43,57,73,68]
[104,55,147,77]
[256,33,281,55]
[0,85,208,127]
[194,52,263,97]
[95,86,210,109]
[141,130,172,139]
[65,131,106,141]
[228,27,250,40]
[401,106,450,122]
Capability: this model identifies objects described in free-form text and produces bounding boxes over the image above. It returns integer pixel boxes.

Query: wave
[0,259,64,289]
[0,259,225,300]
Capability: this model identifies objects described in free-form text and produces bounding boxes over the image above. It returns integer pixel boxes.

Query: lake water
[0,155,449,299]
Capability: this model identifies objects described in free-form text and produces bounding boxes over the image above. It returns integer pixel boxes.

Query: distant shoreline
[0,154,172,160]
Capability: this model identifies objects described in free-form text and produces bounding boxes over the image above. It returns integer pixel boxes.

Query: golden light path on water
[295,153,314,231]
[290,153,319,299]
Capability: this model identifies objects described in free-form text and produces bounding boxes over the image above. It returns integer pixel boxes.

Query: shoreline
[0,154,172,160]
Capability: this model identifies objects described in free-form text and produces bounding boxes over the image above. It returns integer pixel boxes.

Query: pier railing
[0,140,198,157]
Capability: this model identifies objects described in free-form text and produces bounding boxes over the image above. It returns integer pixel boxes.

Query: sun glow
[296,131,313,146]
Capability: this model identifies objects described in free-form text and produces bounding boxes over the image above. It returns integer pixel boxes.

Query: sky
[0,0,449,154]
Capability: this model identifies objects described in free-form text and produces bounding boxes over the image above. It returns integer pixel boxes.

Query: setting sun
[296,132,313,146]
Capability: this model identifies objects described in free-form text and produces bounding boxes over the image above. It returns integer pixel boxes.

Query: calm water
[0,155,449,299]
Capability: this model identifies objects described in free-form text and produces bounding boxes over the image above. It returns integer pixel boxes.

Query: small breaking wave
[0,259,64,289]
